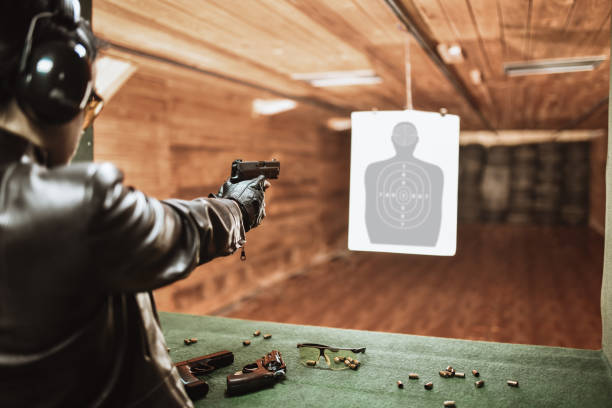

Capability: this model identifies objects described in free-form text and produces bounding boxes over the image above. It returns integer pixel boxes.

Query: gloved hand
[217,175,267,232]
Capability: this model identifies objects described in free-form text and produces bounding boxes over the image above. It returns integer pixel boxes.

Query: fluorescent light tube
[504,56,606,76]
[252,98,297,115]
[291,70,382,87]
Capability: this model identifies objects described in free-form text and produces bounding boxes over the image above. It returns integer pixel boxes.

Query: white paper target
[348,110,459,256]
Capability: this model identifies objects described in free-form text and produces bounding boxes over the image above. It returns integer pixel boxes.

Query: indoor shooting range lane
[160,313,612,408]
[223,224,603,350]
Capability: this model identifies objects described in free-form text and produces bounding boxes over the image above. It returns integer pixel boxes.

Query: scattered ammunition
[263,333,272,339]
[305,360,317,366]
[507,380,519,387]
[346,357,353,363]
[409,373,419,380]
[444,401,456,407]
[397,380,404,389]
[190,338,198,344]
[353,359,360,365]
[334,356,342,363]
[242,340,251,346]
[475,380,485,388]
[446,366,453,372]
[184,338,192,345]
[344,360,351,366]
[424,382,433,390]
[439,370,452,378]
[253,330,261,337]
[349,363,357,370]
[472,369,480,377]
[455,372,465,378]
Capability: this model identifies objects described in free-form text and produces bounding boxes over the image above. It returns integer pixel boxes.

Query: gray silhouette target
[376,162,432,230]
[365,121,444,247]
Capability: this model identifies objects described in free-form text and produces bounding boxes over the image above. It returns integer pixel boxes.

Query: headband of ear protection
[15,0,94,126]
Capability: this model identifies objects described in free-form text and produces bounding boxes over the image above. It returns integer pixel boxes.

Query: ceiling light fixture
[504,56,606,76]
[327,117,352,131]
[252,98,297,115]
[291,70,382,87]
[436,43,464,64]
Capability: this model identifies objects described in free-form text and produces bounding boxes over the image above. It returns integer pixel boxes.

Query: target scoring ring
[375,161,433,230]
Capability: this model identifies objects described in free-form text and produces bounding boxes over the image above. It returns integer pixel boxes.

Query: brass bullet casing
[349,363,358,370]
[344,360,351,366]
[472,369,480,377]
[183,338,191,345]
[190,338,198,344]
[424,382,433,390]
[439,370,452,378]
[253,330,261,337]
[305,360,317,366]
[446,366,453,372]
[243,340,251,346]
[455,372,465,378]
[346,357,353,363]
[397,380,404,389]
[353,359,360,365]
[334,356,342,363]
[444,401,456,407]
[507,380,519,387]
[409,373,419,380]
[263,334,272,339]
[475,380,485,388]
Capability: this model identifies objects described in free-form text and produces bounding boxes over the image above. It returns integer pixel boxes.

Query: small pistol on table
[175,350,234,399]
[226,350,286,395]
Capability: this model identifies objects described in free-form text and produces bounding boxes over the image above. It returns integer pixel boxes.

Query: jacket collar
[0,128,47,166]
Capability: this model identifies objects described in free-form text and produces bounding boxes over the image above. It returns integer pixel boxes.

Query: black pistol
[230,159,280,183]
[226,350,286,396]
[175,350,234,399]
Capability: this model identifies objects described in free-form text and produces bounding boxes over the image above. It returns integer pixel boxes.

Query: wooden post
[602,19,612,365]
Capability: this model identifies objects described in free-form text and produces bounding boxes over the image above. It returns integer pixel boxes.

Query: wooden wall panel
[94,51,350,314]
[590,133,607,235]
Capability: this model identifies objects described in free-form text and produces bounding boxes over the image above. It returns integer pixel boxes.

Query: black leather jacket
[0,129,246,407]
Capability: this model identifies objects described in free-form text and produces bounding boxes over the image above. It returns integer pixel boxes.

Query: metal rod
[404,33,413,110]
[383,0,495,131]
[102,40,353,115]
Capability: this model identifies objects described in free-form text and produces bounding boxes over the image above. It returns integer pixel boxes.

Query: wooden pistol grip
[177,364,209,399]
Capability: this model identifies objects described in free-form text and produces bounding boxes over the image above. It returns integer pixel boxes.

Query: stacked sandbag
[533,143,563,224]
[560,142,589,225]
[480,146,511,222]
[458,144,485,222]
[507,144,536,224]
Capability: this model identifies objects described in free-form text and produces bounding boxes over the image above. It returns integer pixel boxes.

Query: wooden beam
[460,129,605,146]
[385,0,496,131]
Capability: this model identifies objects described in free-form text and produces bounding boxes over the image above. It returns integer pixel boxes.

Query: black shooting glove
[217,175,266,232]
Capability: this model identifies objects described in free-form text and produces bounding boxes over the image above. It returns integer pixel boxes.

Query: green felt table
[160,312,612,407]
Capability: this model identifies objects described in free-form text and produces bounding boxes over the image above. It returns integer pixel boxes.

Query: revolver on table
[226,350,286,395]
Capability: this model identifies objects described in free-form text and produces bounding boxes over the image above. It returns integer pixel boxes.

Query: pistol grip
[177,364,209,399]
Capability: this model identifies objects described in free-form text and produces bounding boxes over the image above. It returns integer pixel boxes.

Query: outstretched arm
[88,163,248,292]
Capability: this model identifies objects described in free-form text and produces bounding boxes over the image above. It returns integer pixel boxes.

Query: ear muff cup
[15,40,92,125]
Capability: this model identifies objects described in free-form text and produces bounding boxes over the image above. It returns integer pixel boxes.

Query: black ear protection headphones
[15,0,94,125]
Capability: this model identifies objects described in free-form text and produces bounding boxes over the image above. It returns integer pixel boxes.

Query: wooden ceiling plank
[498,0,531,61]
[410,0,456,42]
[567,6,611,57]
[528,0,576,60]
[467,0,506,79]
[559,0,612,58]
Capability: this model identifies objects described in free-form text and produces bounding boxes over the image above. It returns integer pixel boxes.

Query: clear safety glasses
[82,89,104,130]
[297,343,365,370]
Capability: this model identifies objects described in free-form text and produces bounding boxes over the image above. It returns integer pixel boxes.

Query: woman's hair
[0,1,97,108]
